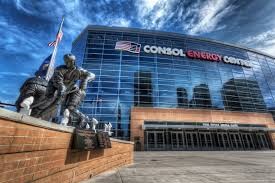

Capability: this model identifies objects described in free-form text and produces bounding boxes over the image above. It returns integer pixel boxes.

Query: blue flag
[35,54,52,78]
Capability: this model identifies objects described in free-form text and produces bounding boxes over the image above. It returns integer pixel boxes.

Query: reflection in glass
[189,84,212,108]
[134,71,153,107]
[177,87,188,108]
[221,78,267,112]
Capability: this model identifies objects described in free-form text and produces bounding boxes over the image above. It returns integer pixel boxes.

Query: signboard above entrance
[202,123,238,128]
[144,121,267,129]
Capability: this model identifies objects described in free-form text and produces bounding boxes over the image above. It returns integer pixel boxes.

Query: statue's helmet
[64,53,76,68]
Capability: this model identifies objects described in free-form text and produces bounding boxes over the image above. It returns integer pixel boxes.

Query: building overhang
[142,122,275,132]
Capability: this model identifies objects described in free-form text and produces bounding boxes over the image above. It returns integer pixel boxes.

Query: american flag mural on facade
[115,41,141,54]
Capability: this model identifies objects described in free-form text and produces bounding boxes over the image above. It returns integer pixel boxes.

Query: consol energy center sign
[114,41,251,68]
[143,45,186,57]
[186,50,251,68]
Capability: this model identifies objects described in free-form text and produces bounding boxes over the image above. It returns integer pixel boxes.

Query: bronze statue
[32,54,94,121]
[15,76,48,115]
[16,53,97,129]
[16,53,113,149]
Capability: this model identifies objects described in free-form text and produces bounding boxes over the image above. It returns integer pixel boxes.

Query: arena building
[72,25,275,151]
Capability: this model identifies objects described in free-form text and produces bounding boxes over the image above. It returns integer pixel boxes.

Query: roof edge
[72,25,275,60]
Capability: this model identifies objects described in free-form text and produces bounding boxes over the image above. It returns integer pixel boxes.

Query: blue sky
[1,0,275,104]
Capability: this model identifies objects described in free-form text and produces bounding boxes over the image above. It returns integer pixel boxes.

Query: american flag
[115,41,141,53]
[48,29,63,47]
[45,16,65,81]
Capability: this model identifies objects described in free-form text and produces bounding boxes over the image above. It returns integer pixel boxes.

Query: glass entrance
[146,131,165,151]
[256,133,270,150]
[217,132,231,150]
[199,132,213,150]
[171,132,185,150]
[241,133,255,150]
[144,129,272,151]
[185,131,199,150]
[229,132,243,150]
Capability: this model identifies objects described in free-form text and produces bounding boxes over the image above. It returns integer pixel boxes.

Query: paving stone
[83,151,275,183]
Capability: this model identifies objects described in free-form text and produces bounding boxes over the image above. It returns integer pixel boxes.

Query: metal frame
[171,131,185,150]
[145,131,165,151]
[144,129,272,151]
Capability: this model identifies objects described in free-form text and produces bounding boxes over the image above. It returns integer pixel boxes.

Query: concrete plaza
[83,151,275,183]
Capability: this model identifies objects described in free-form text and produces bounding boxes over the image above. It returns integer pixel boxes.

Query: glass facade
[72,26,275,140]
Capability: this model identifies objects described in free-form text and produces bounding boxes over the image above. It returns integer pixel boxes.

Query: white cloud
[240,28,275,57]
[0,15,45,66]
[240,29,275,46]
[0,72,31,77]
[135,0,176,29]
[186,0,235,35]
[262,45,275,56]
[111,18,131,27]
[15,0,74,18]
[135,0,234,35]
[13,0,89,38]
[13,0,131,40]
[144,0,159,9]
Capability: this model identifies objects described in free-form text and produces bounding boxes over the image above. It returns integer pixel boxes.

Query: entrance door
[171,132,185,150]
[212,132,220,150]
[199,132,213,150]
[146,131,165,151]
[229,133,243,150]
[241,133,255,150]
[218,132,231,150]
[246,133,255,150]
[185,132,199,150]
[256,133,270,150]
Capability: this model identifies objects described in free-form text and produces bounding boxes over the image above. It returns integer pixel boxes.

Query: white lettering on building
[202,123,239,127]
[223,56,251,68]
[144,45,186,57]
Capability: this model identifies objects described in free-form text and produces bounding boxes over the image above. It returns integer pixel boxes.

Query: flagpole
[45,16,65,81]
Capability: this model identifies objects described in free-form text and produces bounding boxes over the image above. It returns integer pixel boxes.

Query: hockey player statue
[16,53,97,129]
